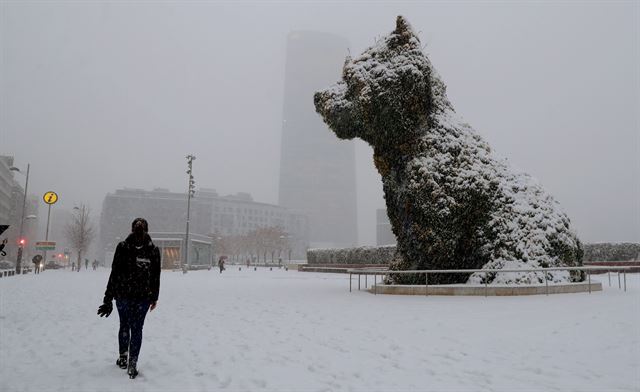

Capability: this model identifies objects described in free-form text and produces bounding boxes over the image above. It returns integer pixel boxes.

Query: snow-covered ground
[1,267,638,392]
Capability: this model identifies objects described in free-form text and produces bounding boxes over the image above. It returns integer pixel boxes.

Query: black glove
[97,301,113,318]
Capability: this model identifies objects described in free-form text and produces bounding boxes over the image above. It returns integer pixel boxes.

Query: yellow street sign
[43,191,58,205]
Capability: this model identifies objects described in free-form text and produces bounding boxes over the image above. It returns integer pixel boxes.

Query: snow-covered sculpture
[314,16,584,285]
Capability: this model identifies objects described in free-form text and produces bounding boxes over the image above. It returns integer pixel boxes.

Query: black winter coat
[104,233,161,302]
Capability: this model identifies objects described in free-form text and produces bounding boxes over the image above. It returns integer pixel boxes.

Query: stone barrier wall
[368,282,603,296]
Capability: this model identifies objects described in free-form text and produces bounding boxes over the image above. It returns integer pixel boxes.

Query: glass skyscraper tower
[278,31,358,248]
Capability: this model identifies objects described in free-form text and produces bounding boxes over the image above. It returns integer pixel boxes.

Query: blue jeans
[115,299,150,364]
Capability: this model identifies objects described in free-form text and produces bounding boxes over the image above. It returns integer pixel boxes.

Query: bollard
[588,270,591,294]
[358,274,361,291]
[365,274,368,289]
[349,273,352,292]
[608,271,611,287]
[624,270,627,292]
[618,272,621,289]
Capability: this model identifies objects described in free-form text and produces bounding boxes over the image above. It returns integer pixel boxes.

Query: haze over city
[1,1,638,244]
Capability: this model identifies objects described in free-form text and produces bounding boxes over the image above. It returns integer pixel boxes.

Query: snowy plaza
[1,267,638,392]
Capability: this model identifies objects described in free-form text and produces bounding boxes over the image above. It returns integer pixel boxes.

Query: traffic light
[18,238,26,246]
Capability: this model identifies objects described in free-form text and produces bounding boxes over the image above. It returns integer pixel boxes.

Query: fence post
[618,272,621,289]
[544,270,549,296]
[425,273,428,296]
[608,271,611,287]
[484,272,488,297]
[365,274,367,289]
[349,273,352,292]
[358,274,361,291]
[374,274,377,295]
[624,270,627,292]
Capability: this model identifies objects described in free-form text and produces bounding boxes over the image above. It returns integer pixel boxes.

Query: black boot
[116,353,128,369]
[128,362,138,379]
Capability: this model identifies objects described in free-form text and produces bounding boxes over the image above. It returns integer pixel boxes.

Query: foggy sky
[1,1,638,245]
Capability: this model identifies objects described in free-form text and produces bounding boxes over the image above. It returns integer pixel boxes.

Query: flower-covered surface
[314,16,583,285]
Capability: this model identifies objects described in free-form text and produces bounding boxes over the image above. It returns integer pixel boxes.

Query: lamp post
[279,234,292,263]
[184,155,196,274]
[210,234,223,269]
[9,164,30,274]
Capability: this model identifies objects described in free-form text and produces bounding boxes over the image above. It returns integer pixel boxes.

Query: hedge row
[308,242,640,265]
[583,243,640,261]
[307,245,396,265]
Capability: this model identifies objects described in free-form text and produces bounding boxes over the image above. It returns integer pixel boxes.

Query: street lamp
[9,163,30,274]
[279,234,292,263]
[209,234,223,269]
[184,154,196,274]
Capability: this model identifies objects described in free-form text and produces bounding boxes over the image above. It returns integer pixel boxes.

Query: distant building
[0,156,39,263]
[99,187,309,268]
[0,156,17,228]
[278,31,358,249]
[376,208,396,246]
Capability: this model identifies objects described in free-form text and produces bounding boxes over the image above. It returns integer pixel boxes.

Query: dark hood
[124,233,154,248]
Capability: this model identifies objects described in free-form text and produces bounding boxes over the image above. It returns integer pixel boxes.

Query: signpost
[42,191,58,266]
[35,241,56,251]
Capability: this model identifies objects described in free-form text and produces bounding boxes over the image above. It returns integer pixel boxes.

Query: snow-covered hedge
[583,243,640,261]
[314,16,584,285]
[307,245,396,265]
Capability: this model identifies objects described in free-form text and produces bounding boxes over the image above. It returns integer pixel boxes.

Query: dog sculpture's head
[314,16,433,149]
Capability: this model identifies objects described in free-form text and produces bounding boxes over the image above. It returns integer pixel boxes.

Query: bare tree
[64,204,95,272]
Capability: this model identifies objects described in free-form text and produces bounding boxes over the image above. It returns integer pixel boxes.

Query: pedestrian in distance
[85,258,89,270]
[32,257,40,274]
[97,218,161,379]
[218,256,226,273]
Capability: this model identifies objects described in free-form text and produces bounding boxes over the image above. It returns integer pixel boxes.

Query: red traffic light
[58,254,63,258]
[18,238,26,246]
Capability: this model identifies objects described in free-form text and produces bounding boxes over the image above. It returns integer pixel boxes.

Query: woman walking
[97,218,161,379]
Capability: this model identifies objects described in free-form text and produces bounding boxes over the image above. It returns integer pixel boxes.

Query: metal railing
[347,266,635,296]
[0,268,31,277]
[0,268,15,277]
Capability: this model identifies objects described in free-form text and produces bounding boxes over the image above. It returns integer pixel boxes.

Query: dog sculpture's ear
[342,55,352,80]
[390,16,420,49]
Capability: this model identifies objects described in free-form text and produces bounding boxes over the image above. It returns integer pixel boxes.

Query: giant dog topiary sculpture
[314,16,583,285]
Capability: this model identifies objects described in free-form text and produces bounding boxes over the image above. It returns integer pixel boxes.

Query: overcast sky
[1,1,638,245]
